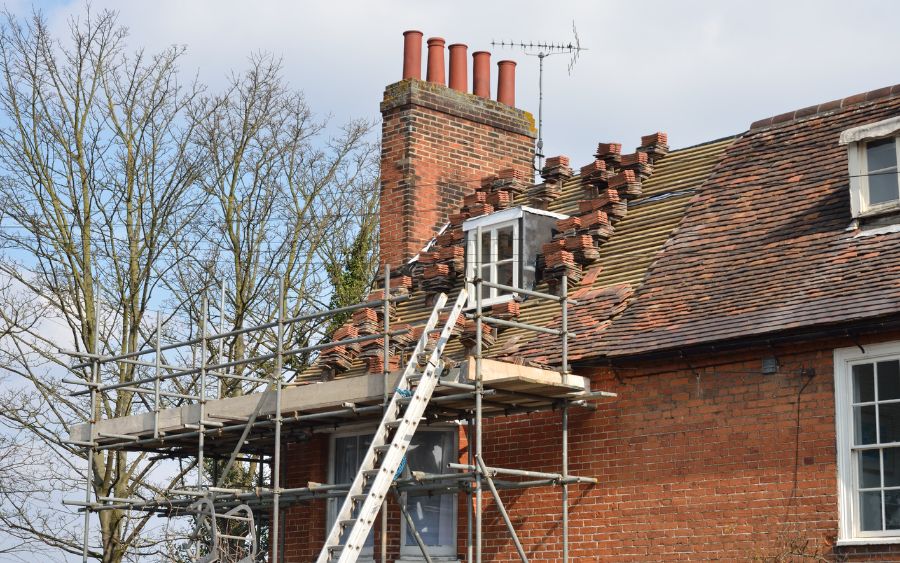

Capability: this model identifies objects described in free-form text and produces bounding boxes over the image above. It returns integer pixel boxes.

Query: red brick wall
[280,333,900,561]
[477,333,900,561]
[379,80,535,269]
[281,436,328,561]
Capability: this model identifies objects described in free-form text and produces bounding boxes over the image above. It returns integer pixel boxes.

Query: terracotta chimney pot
[402,30,423,80]
[472,51,491,98]
[426,37,446,85]
[497,60,516,106]
[448,44,468,92]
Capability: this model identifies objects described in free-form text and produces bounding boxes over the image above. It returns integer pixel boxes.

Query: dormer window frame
[841,116,900,219]
[462,205,568,310]
[464,217,520,309]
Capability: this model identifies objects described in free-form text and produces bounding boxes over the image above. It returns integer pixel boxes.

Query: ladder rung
[362,468,385,478]
[376,444,408,457]
[339,518,359,529]
[386,416,425,429]
[407,370,443,386]
[351,491,382,503]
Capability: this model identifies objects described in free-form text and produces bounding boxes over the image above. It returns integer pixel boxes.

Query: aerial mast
[492,21,587,171]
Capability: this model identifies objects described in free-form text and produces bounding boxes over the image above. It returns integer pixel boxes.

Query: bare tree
[175,53,380,391]
[0,9,202,562]
[0,8,381,562]
[164,54,380,547]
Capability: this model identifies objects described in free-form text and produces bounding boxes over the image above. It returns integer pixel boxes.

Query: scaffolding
[64,225,612,562]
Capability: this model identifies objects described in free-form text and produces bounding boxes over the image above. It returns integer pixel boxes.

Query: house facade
[280,31,900,561]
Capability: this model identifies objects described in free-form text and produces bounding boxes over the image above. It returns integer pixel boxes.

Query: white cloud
[19,0,900,167]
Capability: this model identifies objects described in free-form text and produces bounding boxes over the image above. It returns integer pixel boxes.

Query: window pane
[881,403,900,444]
[885,447,900,487]
[887,490,900,530]
[496,262,514,295]
[331,434,374,547]
[879,360,900,401]
[407,432,447,473]
[404,432,455,547]
[867,139,899,205]
[357,435,375,547]
[869,170,900,205]
[333,436,359,482]
[860,490,884,531]
[867,138,897,172]
[855,405,877,445]
[854,363,875,403]
[859,449,881,488]
[480,265,491,293]
[481,231,491,266]
[358,434,373,456]
[497,226,514,261]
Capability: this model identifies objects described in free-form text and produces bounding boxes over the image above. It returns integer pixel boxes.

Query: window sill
[857,201,900,220]
[836,536,900,547]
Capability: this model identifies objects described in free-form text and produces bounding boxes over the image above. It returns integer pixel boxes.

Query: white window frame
[464,218,519,309]
[327,427,459,562]
[834,340,900,545]
[840,116,900,218]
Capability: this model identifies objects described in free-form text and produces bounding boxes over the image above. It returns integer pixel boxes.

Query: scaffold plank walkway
[68,360,589,455]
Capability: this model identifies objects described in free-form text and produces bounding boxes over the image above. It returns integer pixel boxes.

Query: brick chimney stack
[380,31,536,269]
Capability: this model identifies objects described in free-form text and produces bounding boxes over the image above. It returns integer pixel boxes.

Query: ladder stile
[316,289,468,563]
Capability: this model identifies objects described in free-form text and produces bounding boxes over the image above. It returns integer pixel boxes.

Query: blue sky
[11,0,900,168]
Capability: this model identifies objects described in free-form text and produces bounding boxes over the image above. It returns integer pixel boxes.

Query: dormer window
[463,206,566,308]
[841,116,900,218]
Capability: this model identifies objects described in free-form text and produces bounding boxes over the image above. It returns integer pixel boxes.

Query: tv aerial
[492,21,587,171]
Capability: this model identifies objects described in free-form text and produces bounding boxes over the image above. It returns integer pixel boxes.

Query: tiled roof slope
[602,92,900,358]
[307,137,731,379]
[560,138,734,290]
[512,137,733,365]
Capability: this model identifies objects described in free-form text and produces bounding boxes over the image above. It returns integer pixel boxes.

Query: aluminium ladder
[316,289,468,563]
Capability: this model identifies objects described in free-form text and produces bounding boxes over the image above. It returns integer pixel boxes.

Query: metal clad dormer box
[462,205,567,306]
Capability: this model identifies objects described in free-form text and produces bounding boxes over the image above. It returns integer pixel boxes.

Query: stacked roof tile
[308,134,731,378]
